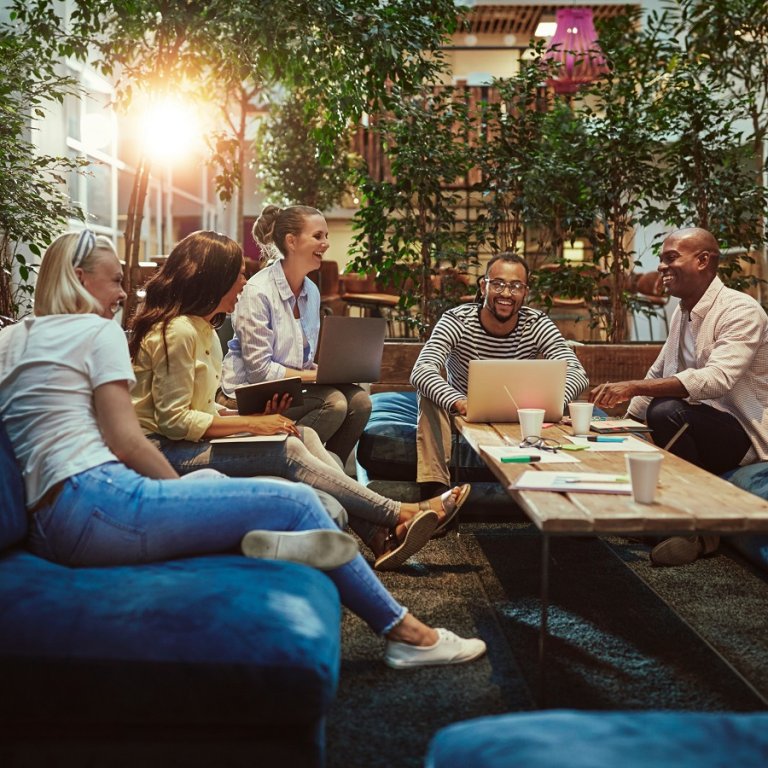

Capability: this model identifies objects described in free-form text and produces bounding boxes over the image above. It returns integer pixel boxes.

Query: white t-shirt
[0,314,136,507]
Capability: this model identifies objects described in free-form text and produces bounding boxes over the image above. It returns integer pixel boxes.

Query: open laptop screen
[465,358,567,423]
[314,316,387,385]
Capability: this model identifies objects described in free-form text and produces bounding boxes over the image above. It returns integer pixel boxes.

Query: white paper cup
[568,402,594,436]
[625,453,663,504]
[518,408,545,440]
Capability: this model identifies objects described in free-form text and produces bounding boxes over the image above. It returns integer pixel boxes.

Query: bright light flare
[140,99,200,161]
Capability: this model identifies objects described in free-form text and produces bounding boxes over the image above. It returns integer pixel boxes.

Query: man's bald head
[663,228,720,274]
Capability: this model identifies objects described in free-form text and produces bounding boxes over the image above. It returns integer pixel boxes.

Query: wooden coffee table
[455,417,768,702]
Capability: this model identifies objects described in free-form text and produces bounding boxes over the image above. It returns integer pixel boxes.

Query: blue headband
[72,230,96,269]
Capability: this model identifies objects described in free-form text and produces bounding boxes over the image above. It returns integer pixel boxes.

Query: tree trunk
[122,155,152,329]
[0,233,12,318]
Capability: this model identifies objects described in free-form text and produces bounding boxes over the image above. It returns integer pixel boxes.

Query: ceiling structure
[465,4,639,37]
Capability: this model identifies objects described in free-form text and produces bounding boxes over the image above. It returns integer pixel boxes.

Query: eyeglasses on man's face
[484,278,528,295]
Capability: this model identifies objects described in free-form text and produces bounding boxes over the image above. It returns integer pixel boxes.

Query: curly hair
[128,230,242,361]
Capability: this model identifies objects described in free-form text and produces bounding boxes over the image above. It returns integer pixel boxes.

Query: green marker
[564,475,628,483]
[501,455,542,464]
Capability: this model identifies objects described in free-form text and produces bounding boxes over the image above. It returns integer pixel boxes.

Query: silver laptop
[465,359,568,423]
[315,316,387,384]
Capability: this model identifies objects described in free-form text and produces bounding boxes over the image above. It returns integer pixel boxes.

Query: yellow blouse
[132,315,221,442]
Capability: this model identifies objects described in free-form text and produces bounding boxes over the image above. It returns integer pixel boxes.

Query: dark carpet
[326,520,768,768]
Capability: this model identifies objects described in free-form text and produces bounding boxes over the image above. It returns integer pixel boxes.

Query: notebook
[209,433,288,444]
[465,358,568,423]
[233,377,305,416]
[589,417,652,434]
[314,315,387,385]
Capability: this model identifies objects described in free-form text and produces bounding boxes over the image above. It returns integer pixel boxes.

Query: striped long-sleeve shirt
[410,303,589,412]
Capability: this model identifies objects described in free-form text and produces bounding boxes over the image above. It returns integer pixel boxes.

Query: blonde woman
[220,205,368,465]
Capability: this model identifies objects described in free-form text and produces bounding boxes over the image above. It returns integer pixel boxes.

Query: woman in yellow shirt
[129,230,470,571]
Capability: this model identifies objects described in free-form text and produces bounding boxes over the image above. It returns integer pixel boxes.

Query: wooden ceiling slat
[464,4,638,38]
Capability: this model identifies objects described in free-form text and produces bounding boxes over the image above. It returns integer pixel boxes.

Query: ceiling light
[535,21,557,37]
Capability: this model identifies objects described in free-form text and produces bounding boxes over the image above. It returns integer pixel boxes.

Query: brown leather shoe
[650,535,720,566]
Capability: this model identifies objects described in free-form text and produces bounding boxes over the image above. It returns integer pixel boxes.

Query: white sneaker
[241,529,359,571]
[384,628,487,669]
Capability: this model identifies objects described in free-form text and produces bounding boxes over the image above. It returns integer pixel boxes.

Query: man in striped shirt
[591,227,768,566]
[410,253,589,499]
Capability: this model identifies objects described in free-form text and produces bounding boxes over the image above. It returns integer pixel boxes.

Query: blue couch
[724,462,768,573]
[0,423,342,767]
[426,710,768,767]
[356,391,512,512]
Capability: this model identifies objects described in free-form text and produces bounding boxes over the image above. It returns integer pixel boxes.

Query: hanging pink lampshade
[543,8,609,94]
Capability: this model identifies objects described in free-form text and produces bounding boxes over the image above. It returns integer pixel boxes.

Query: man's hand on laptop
[450,399,468,416]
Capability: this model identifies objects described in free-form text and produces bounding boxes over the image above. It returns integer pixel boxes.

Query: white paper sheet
[512,470,632,494]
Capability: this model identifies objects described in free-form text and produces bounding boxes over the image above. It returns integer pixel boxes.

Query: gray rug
[605,535,768,701]
[326,522,768,768]
[326,527,532,768]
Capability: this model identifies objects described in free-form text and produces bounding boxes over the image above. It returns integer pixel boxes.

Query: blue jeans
[285,384,371,464]
[27,462,406,635]
[148,426,399,547]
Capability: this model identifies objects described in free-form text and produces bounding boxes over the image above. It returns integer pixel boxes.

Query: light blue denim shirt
[220,260,321,395]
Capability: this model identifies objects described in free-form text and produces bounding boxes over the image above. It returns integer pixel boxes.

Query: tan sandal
[423,484,471,537]
[373,509,439,571]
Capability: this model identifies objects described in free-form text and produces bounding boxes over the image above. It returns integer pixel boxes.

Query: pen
[586,436,627,443]
[564,476,629,483]
[501,455,542,463]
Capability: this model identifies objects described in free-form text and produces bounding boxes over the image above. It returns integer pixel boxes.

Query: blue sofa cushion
[0,550,341,727]
[427,711,768,768]
[0,420,27,551]
[356,391,494,482]
[724,462,768,571]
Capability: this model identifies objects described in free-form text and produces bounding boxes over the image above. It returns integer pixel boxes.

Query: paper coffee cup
[518,408,545,439]
[568,402,594,436]
[625,452,663,504]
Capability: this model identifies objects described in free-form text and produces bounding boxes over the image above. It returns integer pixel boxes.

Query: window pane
[85,160,112,226]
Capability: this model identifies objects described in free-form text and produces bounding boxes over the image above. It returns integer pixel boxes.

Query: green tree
[673,0,768,288]
[472,54,551,256]
[348,85,475,338]
[0,15,84,319]
[642,54,766,290]
[532,5,767,339]
[568,9,671,342]
[255,91,355,211]
[12,0,460,323]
